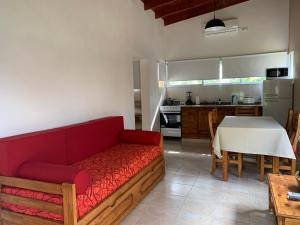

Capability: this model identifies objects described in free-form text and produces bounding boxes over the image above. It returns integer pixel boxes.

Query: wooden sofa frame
[0,138,165,225]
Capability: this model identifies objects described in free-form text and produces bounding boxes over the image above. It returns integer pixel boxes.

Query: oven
[160,106,181,137]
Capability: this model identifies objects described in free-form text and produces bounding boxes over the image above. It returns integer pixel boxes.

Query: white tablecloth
[212,116,296,159]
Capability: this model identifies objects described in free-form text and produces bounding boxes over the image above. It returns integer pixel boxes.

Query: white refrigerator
[263,79,293,126]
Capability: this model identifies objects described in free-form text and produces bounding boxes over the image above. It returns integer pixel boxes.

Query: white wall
[163,0,289,60]
[289,0,300,111]
[0,0,164,137]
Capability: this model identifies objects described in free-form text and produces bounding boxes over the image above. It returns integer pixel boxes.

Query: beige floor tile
[120,139,275,225]
[167,174,198,186]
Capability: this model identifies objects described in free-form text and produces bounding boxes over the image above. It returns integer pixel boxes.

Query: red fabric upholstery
[17,162,91,194]
[66,117,124,164]
[0,116,124,175]
[0,129,67,177]
[119,129,161,146]
[2,143,161,221]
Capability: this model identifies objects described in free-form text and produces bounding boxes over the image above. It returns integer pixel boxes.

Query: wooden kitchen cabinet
[181,106,262,139]
[198,107,213,138]
[181,107,199,138]
[216,107,235,124]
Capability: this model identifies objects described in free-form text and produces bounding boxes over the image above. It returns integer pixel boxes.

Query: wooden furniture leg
[260,155,265,182]
[237,153,242,177]
[211,153,216,175]
[62,183,77,225]
[222,151,229,181]
[291,159,296,175]
[256,155,261,170]
[277,216,284,225]
[272,157,280,174]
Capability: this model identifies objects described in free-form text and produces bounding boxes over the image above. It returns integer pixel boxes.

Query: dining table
[212,116,296,181]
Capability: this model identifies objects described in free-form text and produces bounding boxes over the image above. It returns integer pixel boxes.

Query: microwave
[266,68,288,79]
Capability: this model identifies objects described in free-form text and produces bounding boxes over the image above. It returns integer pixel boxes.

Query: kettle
[231,95,239,105]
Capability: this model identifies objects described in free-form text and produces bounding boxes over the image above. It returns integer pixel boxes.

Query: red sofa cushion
[66,117,124,164]
[0,129,67,177]
[119,130,161,146]
[17,162,91,194]
[2,143,162,220]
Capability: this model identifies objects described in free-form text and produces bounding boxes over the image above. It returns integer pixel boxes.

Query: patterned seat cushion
[1,143,161,221]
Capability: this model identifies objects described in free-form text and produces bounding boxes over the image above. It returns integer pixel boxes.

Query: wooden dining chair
[257,108,295,173]
[235,106,259,116]
[259,113,300,181]
[285,108,294,136]
[209,110,243,180]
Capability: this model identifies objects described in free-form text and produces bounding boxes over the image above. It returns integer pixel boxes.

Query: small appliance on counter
[195,96,200,105]
[231,94,239,105]
[242,96,256,105]
[185,91,194,105]
[266,68,289,79]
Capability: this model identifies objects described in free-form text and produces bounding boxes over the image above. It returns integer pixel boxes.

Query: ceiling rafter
[142,0,177,10]
[155,0,211,19]
[140,0,249,26]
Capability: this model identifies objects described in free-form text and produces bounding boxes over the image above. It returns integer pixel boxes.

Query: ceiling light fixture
[205,0,225,32]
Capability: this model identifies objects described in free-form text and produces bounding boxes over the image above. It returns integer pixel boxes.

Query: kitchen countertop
[181,104,263,107]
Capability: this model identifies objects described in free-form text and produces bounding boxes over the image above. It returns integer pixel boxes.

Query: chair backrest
[290,113,300,153]
[286,108,294,135]
[208,109,218,141]
[235,106,259,116]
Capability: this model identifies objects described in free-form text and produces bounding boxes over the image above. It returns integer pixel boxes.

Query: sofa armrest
[119,130,161,146]
[17,162,91,194]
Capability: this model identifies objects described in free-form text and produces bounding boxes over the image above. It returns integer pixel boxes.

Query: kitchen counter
[181,104,263,107]
[181,104,263,139]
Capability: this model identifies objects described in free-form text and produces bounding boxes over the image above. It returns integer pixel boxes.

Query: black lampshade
[205,18,225,32]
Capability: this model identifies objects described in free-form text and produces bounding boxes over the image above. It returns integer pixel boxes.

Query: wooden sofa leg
[62,183,77,225]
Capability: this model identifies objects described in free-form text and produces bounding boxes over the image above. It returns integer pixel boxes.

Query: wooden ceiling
[140,0,249,26]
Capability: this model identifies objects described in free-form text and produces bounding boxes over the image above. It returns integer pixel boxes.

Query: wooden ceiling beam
[163,0,249,26]
[143,0,177,10]
[155,0,211,19]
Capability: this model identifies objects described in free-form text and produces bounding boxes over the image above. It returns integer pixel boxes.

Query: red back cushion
[120,130,161,146]
[0,129,67,177]
[66,117,124,164]
[17,162,91,194]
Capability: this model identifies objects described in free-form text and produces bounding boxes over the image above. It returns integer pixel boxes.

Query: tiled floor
[121,139,276,225]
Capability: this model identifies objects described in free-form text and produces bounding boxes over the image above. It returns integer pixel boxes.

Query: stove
[160,105,181,138]
[160,105,181,113]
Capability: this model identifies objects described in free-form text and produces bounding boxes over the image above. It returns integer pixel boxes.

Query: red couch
[0,116,165,225]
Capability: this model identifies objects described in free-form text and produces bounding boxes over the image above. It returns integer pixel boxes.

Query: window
[203,77,265,86]
[167,77,265,87]
[240,77,266,84]
[167,80,203,87]
[203,78,240,85]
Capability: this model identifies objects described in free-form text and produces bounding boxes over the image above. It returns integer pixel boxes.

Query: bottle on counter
[195,96,200,105]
